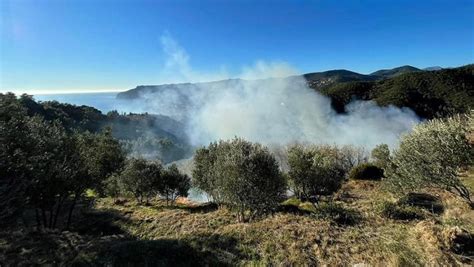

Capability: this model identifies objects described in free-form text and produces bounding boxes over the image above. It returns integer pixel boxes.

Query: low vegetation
[193,138,286,222]
[371,143,391,170]
[349,163,384,180]
[0,94,125,228]
[378,201,426,220]
[287,144,347,204]
[386,112,474,205]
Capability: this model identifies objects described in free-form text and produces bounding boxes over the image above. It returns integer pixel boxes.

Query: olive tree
[159,164,191,205]
[386,113,473,205]
[104,173,122,201]
[339,145,369,173]
[193,138,286,222]
[371,144,390,170]
[287,144,346,204]
[119,158,163,204]
[28,117,103,228]
[192,142,222,203]
[76,128,126,196]
[1,93,133,228]
[0,93,36,227]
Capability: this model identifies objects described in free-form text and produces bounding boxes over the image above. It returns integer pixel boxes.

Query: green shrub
[349,163,384,180]
[371,143,390,170]
[158,164,191,205]
[104,174,121,200]
[378,201,424,220]
[287,145,346,204]
[386,112,473,205]
[118,158,163,204]
[192,138,287,222]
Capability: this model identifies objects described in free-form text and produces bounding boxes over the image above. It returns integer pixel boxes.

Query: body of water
[34,92,123,113]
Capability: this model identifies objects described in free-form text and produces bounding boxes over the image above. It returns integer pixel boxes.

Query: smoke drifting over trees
[117,35,420,150]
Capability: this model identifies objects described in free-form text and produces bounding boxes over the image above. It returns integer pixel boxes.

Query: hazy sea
[34,92,123,113]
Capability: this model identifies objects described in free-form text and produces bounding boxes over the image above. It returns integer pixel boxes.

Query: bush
[287,145,346,204]
[76,129,126,196]
[371,143,390,170]
[386,112,473,205]
[378,201,425,220]
[104,174,122,201]
[349,163,384,180]
[339,145,369,172]
[109,159,190,205]
[118,158,163,204]
[158,164,191,205]
[192,138,287,222]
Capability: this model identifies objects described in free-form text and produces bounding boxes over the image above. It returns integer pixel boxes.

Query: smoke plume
[120,35,420,150]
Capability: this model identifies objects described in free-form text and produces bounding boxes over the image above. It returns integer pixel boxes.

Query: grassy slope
[1,179,473,266]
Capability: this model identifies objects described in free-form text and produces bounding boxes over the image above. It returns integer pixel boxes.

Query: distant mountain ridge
[423,66,443,71]
[370,65,421,78]
[117,64,473,119]
[117,65,425,99]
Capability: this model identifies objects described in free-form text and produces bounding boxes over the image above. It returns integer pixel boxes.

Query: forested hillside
[317,65,474,118]
[6,93,192,163]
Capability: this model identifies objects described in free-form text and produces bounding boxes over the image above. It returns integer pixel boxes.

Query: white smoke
[158,33,229,83]
[125,35,420,150]
[185,77,419,149]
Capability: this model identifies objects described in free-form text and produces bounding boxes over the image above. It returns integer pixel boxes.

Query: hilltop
[370,65,421,78]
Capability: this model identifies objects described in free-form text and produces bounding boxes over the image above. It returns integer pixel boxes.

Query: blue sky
[1,0,473,93]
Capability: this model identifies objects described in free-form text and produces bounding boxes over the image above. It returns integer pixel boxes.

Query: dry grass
[1,179,473,266]
[89,180,472,265]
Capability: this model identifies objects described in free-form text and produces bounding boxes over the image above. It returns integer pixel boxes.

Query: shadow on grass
[398,192,444,215]
[70,208,133,237]
[0,229,92,266]
[153,202,219,214]
[175,202,219,213]
[276,203,313,215]
[72,233,250,266]
[278,199,363,226]
[309,202,363,226]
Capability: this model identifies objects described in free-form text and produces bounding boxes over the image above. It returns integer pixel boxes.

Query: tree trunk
[453,185,473,208]
[66,194,78,229]
[35,208,41,227]
[41,208,47,228]
[53,196,64,228]
[48,206,55,228]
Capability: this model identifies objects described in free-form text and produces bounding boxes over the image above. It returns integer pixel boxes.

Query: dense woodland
[316,65,474,118]
[1,66,473,265]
